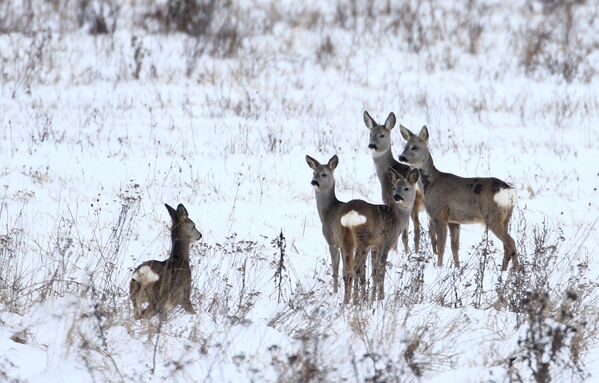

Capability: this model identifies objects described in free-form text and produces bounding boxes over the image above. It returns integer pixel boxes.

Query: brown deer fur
[130,203,202,320]
[306,154,418,303]
[398,125,519,271]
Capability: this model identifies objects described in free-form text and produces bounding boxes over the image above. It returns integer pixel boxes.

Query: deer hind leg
[328,245,340,293]
[353,247,368,304]
[411,207,421,253]
[488,215,518,271]
[130,279,143,319]
[340,246,354,304]
[434,219,448,267]
[448,223,461,268]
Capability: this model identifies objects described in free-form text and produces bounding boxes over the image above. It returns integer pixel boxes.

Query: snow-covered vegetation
[1,0,598,381]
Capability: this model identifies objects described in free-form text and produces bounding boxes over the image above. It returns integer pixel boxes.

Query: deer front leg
[448,223,461,268]
[328,245,340,293]
[377,250,390,301]
[429,218,437,255]
[182,284,197,314]
[370,249,379,302]
[401,228,409,254]
[182,299,196,314]
[411,207,421,253]
[434,219,448,267]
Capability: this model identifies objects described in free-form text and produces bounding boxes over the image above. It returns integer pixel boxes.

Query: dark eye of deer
[379,134,385,138]
[321,173,327,177]
[411,146,419,151]
[404,187,409,191]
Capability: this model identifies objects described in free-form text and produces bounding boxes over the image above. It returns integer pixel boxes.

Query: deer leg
[448,223,461,268]
[429,218,437,255]
[182,299,196,314]
[377,250,390,301]
[370,249,379,302]
[434,219,448,267]
[354,247,368,304]
[488,219,518,272]
[341,248,354,304]
[329,245,340,293]
[401,228,409,254]
[411,207,421,253]
[140,302,158,319]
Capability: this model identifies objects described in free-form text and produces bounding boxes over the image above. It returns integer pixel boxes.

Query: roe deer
[397,125,519,271]
[364,110,430,253]
[306,154,419,303]
[130,203,202,320]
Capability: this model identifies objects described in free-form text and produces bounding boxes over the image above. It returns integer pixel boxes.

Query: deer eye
[411,146,419,151]
[404,187,409,191]
[321,173,327,177]
[379,134,385,138]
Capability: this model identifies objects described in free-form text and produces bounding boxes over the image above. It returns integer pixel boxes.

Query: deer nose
[311,180,319,187]
[368,143,377,150]
[398,155,408,163]
[394,194,403,202]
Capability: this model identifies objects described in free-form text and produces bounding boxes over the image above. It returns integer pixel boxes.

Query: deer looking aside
[364,110,430,254]
[398,125,519,271]
[130,203,202,320]
[307,154,419,303]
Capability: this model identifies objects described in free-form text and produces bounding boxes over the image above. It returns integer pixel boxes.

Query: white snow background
[1,0,598,381]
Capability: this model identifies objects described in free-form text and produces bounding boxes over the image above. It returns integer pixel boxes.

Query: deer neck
[418,153,439,190]
[372,148,395,180]
[170,228,191,264]
[315,185,340,221]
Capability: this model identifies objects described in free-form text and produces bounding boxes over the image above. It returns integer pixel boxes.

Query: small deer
[398,125,519,271]
[130,203,202,320]
[306,154,419,303]
[364,110,430,254]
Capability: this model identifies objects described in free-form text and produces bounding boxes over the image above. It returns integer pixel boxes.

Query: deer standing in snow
[306,154,419,303]
[130,203,202,320]
[364,110,430,254]
[397,125,519,271]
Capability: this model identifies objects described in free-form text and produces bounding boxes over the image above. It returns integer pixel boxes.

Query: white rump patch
[132,265,160,285]
[340,210,367,227]
[494,188,518,208]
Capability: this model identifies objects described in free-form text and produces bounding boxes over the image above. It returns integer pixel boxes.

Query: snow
[0,0,598,382]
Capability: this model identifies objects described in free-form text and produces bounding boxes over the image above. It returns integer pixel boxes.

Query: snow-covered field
[1,0,598,381]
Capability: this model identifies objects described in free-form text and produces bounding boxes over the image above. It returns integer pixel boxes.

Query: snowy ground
[1,0,598,382]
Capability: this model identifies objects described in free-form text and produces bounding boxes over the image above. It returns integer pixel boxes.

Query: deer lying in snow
[397,125,519,271]
[130,203,202,320]
[306,154,419,303]
[364,110,430,254]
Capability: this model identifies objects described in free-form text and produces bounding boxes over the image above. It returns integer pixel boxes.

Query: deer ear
[165,203,177,220]
[399,125,413,141]
[386,166,401,183]
[419,126,429,142]
[363,111,375,130]
[176,204,189,219]
[327,155,339,170]
[407,168,419,184]
[384,112,396,130]
[305,155,320,170]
